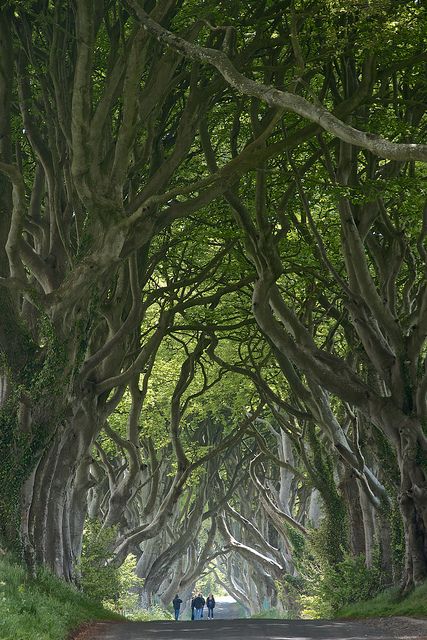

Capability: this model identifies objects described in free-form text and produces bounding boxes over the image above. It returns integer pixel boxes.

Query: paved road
[87,618,421,640]
[212,595,244,619]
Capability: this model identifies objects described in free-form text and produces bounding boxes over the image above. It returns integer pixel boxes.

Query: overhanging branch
[129,2,427,163]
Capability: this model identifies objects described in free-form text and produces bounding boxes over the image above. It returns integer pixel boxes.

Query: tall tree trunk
[398,425,427,592]
[19,390,100,579]
[358,485,376,567]
[340,469,366,557]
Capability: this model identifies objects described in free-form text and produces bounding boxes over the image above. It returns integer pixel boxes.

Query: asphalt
[87,618,421,640]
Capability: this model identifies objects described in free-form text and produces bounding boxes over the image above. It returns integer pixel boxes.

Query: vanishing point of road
[87,618,426,640]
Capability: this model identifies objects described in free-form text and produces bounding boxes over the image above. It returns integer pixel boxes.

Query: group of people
[172,592,216,621]
[191,592,216,620]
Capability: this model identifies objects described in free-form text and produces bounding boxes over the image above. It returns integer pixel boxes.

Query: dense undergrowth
[0,553,121,640]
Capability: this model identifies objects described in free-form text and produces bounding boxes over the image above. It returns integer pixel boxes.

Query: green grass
[336,581,427,619]
[251,607,296,619]
[127,605,173,621]
[0,552,122,640]
[251,608,285,619]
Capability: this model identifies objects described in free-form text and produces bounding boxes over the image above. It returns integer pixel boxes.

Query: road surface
[87,618,423,639]
[83,596,427,640]
[204,594,244,619]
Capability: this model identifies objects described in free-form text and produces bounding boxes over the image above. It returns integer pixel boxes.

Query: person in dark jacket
[172,594,183,621]
[191,594,196,620]
[206,593,215,619]
[193,593,205,619]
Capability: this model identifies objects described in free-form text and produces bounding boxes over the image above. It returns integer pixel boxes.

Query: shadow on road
[89,618,419,640]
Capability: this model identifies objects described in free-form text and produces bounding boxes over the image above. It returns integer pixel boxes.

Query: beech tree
[0,0,256,577]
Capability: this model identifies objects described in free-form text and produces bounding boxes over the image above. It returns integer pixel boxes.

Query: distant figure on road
[190,593,196,620]
[206,593,215,619]
[172,594,182,621]
[193,593,205,620]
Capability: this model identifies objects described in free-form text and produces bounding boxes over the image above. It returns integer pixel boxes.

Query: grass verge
[251,607,296,619]
[127,605,173,621]
[0,552,122,640]
[336,581,427,619]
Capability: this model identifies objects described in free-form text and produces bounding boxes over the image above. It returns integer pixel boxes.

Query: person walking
[193,593,205,620]
[206,593,215,619]
[172,594,182,621]
[191,594,196,620]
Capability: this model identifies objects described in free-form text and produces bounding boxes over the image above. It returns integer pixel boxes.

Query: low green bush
[301,550,385,618]
[79,519,143,612]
